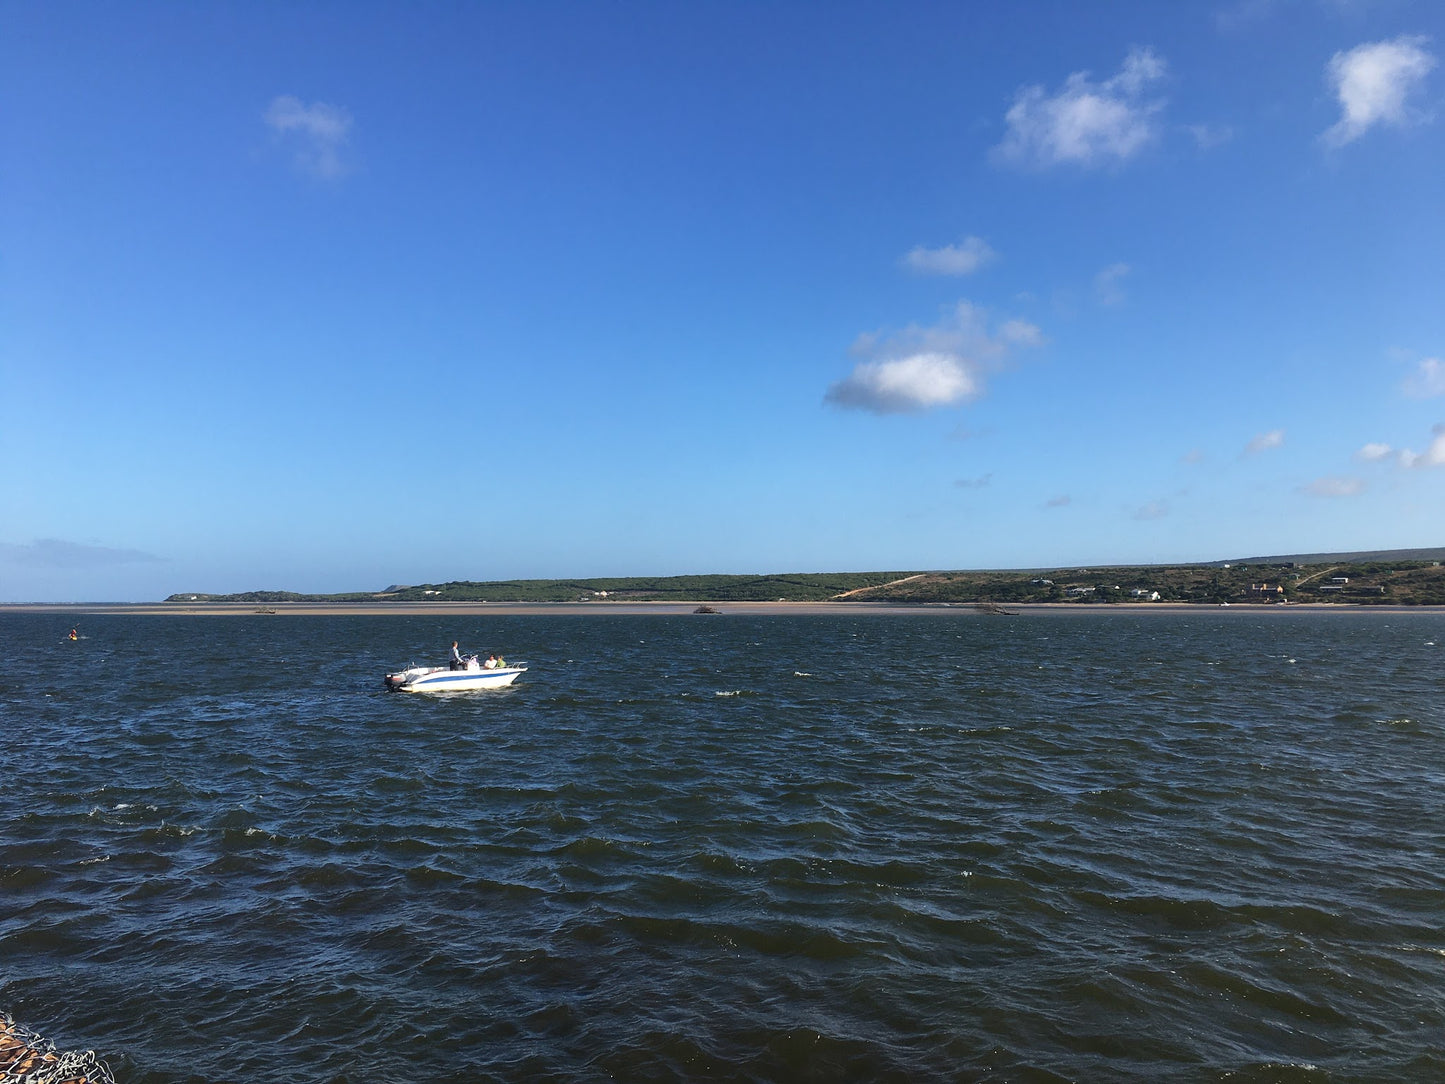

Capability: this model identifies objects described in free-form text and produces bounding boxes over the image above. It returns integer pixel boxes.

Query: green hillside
[847,559,1445,605]
[166,552,1445,606]
[167,571,914,604]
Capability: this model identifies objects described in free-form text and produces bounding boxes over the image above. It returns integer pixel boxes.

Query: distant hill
[167,571,916,605]
[165,547,1445,606]
[845,556,1444,605]
[1226,547,1445,565]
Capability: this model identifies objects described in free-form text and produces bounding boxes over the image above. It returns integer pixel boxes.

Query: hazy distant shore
[6,601,1443,617]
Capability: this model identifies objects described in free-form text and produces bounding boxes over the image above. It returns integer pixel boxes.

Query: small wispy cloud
[0,538,166,568]
[904,236,996,276]
[1404,357,1445,398]
[1045,495,1072,509]
[993,47,1168,169]
[1094,262,1130,305]
[1245,429,1285,455]
[1399,424,1445,469]
[825,301,1043,415]
[1321,36,1437,148]
[1185,122,1233,150]
[1357,442,1394,461]
[997,319,1044,347]
[1134,499,1168,520]
[1180,448,1205,464]
[265,95,354,179]
[1214,0,1282,33]
[1302,476,1365,497]
[954,473,993,489]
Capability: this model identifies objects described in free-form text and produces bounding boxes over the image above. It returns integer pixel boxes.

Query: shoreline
[4,600,1443,617]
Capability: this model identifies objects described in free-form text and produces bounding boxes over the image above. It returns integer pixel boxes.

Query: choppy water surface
[2,611,1443,1082]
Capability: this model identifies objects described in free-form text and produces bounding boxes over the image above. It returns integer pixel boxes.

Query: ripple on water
[2,611,1444,1081]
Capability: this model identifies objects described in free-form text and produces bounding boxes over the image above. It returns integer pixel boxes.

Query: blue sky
[3,1,1443,601]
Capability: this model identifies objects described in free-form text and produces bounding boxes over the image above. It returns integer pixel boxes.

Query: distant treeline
[166,554,1445,606]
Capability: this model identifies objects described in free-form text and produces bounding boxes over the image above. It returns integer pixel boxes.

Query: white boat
[384,656,527,692]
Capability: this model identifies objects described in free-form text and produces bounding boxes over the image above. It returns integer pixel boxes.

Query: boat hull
[384,665,526,692]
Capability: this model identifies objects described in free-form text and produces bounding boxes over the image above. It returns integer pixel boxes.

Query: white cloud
[993,47,1168,169]
[1181,448,1205,464]
[1399,424,1445,468]
[1245,429,1285,454]
[1321,36,1437,148]
[1094,262,1130,305]
[955,473,993,489]
[826,302,1043,415]
[0,538,165,568]
[266,95,354,178]
[1404,357,1445,398]
[1045,495,1071,508]
[904,236,996,276]
[1357,442,1394,461]
[1303,476,1365,497]
[826,352,978,413]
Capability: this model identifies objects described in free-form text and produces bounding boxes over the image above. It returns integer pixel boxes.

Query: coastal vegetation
[845,559,1445,606]
[166,550,1445,606]
[166,571,912,605]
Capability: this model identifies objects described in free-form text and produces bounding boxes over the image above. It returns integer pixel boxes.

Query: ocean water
[2,610,1443,1083]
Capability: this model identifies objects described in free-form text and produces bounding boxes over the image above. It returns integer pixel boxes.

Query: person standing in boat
[449,641,465,670]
